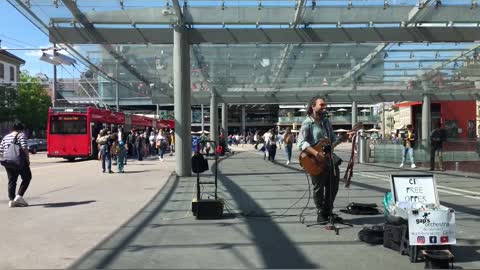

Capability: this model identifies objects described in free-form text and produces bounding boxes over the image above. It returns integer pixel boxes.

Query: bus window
[50,115,87,134]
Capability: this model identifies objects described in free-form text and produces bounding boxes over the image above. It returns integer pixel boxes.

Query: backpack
[358,225,384,245]
[192,152,209,173]
[0,133,27,169]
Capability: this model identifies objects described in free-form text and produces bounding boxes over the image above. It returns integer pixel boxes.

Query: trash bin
[358,131,368,163]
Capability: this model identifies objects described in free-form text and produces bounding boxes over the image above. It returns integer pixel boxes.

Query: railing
[278,115,380,124]
[370,138,480,173]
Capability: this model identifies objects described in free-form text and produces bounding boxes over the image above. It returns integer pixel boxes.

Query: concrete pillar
[210,92,218,147]
[241,105,246,136]
[382,102,386,138]
[222,103,228,137]
[52,44,57,107]
[422,94,431,147]
[115,60,119,112]
[351,101,357,128]
[173,26,191,176]
[201,104,205,132]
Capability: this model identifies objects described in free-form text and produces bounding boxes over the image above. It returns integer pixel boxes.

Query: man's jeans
[401,145,415,165]
[101,146,112,172]
[285,144,292,162]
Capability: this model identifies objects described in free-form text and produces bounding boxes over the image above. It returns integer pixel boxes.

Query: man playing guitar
[297,96,353,223]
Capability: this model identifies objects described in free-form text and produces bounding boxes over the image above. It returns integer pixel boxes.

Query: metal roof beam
[270,0,306,90]
[49,5,480,26]
[417,43,480,81]
[60,0,151,86]
[407,0,434,25]
[334,0,436,86]
[334,43,386,86]
[155,88,480,105]
[171,0,184,26]
[50,26,480,44]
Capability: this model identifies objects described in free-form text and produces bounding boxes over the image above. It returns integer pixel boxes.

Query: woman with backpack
[284,127,294,165]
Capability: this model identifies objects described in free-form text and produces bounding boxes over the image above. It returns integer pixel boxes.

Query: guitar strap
[343,132,357,188]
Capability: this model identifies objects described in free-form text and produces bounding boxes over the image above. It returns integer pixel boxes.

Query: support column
[222,103,228,137]
[241,105,246,136]
[422,94,431,147]
[115,60,119,112]
[210,92,219,147]
[156,104,159,119]
[173,26,191,176]
[52,43,57,108]
[382,102,386,138]
[351,101,357,128]
[201,104,205,132]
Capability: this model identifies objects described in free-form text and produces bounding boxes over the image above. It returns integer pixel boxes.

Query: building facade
[0,50,25,135]
[0,50,24,84]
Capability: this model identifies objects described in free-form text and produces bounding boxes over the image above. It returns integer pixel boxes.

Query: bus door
[90,122,104,158]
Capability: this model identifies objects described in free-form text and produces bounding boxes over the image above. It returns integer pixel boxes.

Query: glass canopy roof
[7,0,480,104]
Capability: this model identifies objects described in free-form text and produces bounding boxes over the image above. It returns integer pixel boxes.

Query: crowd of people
[95,127,175,173]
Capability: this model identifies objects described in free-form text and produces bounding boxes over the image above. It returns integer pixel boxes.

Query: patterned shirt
[297,116,338,151]
[0,132,28,156]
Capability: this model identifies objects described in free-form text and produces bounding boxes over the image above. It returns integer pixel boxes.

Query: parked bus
[47,107,173,161]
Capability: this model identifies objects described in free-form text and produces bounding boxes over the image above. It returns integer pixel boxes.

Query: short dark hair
[12,122,24,131]
[407,124,413,129]
[306,95,327,116]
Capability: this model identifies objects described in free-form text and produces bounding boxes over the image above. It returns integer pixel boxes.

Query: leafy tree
[15,72,52,135]
[0,84,18,123]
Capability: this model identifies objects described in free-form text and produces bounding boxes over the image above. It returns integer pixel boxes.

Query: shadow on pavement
[69,151,319,269]
[452,245,480,263]
[213,161,319,269]
[30,200,96,208]
[69,173,180,269]
[124,170,150,174]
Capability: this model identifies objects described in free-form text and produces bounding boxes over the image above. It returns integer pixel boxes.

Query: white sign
[408,208,456,246]
[391,175,438,205]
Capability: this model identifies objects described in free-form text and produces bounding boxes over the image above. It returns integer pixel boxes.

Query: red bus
[47,107,171,161]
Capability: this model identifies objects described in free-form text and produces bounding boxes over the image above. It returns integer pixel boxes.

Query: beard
[315,109,326,118]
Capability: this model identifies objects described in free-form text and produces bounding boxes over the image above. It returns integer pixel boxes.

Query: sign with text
[390,175,438,205]
[408,208,456,246]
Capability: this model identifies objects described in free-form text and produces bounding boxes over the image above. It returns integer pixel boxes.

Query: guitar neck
[332,139,343,149]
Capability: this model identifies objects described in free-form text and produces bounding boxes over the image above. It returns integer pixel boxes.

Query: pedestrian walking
[0,123,32,207]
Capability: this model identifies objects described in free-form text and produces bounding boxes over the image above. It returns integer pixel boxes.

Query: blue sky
[0,1,54,78]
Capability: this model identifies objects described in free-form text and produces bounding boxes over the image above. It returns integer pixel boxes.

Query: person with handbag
[0,122,31,207]
[297,96,350,223]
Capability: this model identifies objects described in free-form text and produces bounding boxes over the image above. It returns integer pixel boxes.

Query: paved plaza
[1,145,479,269]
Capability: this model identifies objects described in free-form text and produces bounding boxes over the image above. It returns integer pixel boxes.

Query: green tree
[15,72,52,135]
[0,84,18,123]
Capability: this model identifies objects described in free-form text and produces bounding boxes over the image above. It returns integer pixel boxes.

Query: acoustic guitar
[299,122,363,176]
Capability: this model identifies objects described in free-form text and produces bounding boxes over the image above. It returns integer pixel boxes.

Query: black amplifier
[192,198,224,219]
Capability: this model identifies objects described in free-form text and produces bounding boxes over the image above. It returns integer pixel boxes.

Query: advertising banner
[408,208,456,246]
